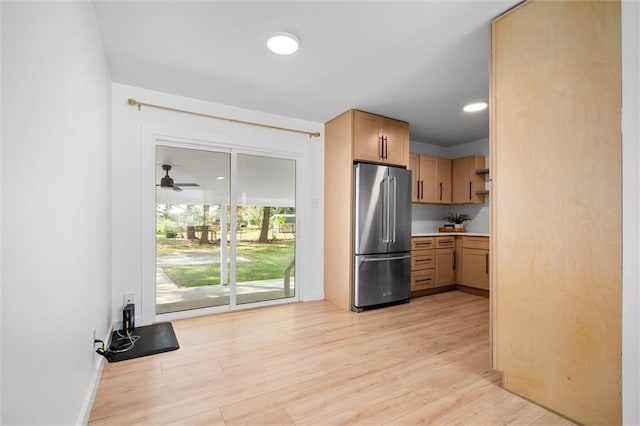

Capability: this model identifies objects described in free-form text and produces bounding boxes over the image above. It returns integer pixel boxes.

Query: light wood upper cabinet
[353,110,409,167]
[438,157,452,204]
[452,155,485,204]
[409,154,449,204]
[408,154,419,203]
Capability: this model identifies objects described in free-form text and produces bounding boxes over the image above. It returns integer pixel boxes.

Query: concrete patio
[156,250,295,314]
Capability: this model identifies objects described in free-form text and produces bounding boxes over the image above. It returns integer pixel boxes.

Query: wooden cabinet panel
[353,110,408,167]
[409,153,420,203]
[412,249,434,270]
[353,111,383,163]
[435,248,455,287]
[324,110,355,311]
[452,156,485,204]
[455,237,464,285]
[411,237,434,250]
[492,2,621,423]
[409,154,437,203]
[435,236,455,249]
[383,118,408,166]
[411,269,435,291]
[437,157,452,204]
[411,236,436,294]
[462,248,489,290]
[410,154,482,205]
[463,236,489,250]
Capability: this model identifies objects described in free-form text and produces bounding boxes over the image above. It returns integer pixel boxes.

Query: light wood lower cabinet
[411,269,435,291]
[412,235,489,295]
[461,236,490,290]
[435,236,455,287]
[435,248,455,286]
[462,249,489,290]
[411,237,435,291]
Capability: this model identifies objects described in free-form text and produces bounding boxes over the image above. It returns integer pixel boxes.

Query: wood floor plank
[89,291,574,425]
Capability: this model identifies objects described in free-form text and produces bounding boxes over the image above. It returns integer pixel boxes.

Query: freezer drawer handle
[360,254,411,263]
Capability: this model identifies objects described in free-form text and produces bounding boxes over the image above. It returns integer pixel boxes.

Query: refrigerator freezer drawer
[354,253,411,309]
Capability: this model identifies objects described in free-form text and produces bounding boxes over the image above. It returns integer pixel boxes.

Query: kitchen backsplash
[411,203,489,234]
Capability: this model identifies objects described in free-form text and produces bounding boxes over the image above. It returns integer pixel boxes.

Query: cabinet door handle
[420,180,424,200]
[439,182,443,201]
[383,136,388,159]
[469,181,472,200]
[417,180,421,199]
[485,253,489,274]
[453,251,456,270]
[380,136,384,159]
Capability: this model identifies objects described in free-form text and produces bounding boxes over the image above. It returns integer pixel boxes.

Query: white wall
[410,137,489,234]
[111,84,324,326]
[0,0,3,420]
[1,3,112,425]
[622,1,640,424]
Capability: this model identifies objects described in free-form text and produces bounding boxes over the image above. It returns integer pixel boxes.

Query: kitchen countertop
[412,232,489,237]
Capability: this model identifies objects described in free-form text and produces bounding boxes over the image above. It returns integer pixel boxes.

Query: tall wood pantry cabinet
[324,110,410,311]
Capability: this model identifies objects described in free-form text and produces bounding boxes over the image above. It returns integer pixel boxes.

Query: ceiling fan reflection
[157,164,199,192]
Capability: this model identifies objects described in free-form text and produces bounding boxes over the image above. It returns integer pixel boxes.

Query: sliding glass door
[155,146,231,314]
[154,145,296,315]
[235,154,296,305]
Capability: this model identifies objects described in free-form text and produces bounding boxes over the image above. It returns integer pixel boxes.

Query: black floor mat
[107,322,179,363]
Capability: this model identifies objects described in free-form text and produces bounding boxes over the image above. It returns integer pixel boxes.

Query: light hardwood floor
[89,291,574,425]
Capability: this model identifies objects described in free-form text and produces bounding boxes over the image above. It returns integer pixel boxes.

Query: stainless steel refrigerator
[353,162,411,311]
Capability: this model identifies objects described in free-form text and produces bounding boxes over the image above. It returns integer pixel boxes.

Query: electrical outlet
[123,293,134,305]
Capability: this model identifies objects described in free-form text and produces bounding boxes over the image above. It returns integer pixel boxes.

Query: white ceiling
[93,1,518,146]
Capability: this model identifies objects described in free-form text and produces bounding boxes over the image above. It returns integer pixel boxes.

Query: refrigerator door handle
[390,176,397,242]
[360,254,412,263]
[382,175,391,243]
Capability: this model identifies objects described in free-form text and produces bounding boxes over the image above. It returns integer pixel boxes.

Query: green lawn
[162,241,294,287]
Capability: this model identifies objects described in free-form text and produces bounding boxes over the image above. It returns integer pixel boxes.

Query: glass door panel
[235,154,296,305]
[155,146,230,314]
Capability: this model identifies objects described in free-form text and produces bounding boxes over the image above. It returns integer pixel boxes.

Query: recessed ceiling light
[267,32,299,55]
[463,102,488,113]
[216,176,225,180]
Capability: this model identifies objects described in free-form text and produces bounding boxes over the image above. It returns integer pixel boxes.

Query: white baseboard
[77,324,113,425]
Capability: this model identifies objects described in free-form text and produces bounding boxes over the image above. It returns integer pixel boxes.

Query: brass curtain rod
[127,98,321,138]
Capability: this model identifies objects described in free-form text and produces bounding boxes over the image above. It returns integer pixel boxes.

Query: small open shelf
[475,168,490,175]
